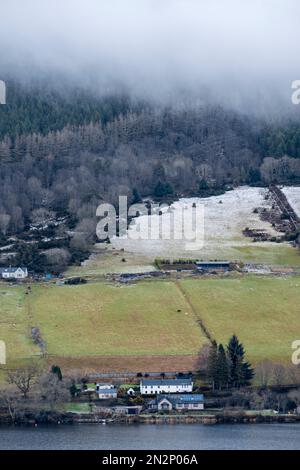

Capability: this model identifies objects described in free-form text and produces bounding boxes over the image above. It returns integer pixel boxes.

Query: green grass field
[180,276,300,363]
[231,244,300,266]
[0,285,39,363]
[1,276,299,372]
[29,281,207,356]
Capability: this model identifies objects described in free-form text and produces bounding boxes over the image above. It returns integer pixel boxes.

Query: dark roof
[196,261,230,266]
[96,388,117,395]
[141,378,193,387]
[158,394,204,405]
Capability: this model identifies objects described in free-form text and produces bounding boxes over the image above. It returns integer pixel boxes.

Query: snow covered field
[111,187,291,262]
[282,186,300,217]
[69,186,300,276]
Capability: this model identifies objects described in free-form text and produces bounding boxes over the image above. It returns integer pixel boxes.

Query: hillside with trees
[1,80,300,271]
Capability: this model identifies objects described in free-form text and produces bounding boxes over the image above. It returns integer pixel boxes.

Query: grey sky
[0,0,299,112]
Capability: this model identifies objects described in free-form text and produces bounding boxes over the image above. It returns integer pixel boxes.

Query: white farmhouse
[0,267,28,280]
[140,378,193,395]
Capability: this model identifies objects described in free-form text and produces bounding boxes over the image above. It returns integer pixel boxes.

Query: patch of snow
[0,244,14,251]
[111,186,284,258]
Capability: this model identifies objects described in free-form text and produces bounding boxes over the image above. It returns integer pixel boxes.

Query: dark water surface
[0,423,299,450]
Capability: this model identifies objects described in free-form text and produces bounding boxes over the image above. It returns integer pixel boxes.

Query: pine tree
[207,341,218,391]
[216,344,229,390]
[51,365,63,381]
[241,361,254,386]
[227,334,254,388]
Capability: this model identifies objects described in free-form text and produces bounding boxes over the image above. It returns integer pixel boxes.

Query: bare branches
[6,364,40,399]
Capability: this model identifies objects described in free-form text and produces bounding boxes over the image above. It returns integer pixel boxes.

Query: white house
[140,378,193,395]
[0,267,28,280]
[127,387,136,396]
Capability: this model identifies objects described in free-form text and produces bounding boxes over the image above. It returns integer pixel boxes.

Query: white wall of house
[14,268,28,279]
[1,268,28,279]
[175,403,204,411]
[157,398,173,411]
[97,391,117,399]
[140,382,193,395]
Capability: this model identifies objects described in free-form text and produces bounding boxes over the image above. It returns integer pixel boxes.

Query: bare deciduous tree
[7,364,40,399]
[0,388,20,423]
[271,363,287,387]
[0,213,11,235]
[255,360,274,387]
[38,373,71,410]
[288,389,300,412]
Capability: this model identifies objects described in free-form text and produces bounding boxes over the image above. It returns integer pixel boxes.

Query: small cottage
[149,394,204,412]
[0,267,28,280]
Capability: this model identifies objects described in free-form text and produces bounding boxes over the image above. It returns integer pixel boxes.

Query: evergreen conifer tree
[207,341,218,391]
[227,334,254,388]
[216,344,229,390]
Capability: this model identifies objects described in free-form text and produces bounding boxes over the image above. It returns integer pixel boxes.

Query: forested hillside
[0,80,134,139]
[1,80,300,272]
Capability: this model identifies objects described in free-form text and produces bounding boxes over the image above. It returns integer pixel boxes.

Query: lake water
[0,423,299,450]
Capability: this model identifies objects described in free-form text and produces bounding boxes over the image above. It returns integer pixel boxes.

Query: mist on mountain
[1,0,299,116]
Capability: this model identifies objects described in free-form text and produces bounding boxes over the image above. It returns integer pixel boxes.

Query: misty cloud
[1,0,300,113]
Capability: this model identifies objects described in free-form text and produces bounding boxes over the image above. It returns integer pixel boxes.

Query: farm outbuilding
[196,261,230,271]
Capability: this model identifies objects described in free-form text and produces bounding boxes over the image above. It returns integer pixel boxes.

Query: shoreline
[1,411,300,427]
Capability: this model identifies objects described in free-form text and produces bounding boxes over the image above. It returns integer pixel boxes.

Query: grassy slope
[180,276,300,363]
[0,284,39,363]
[29,281,207,356]
[1,276,299,370]
[231,244,300,266]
